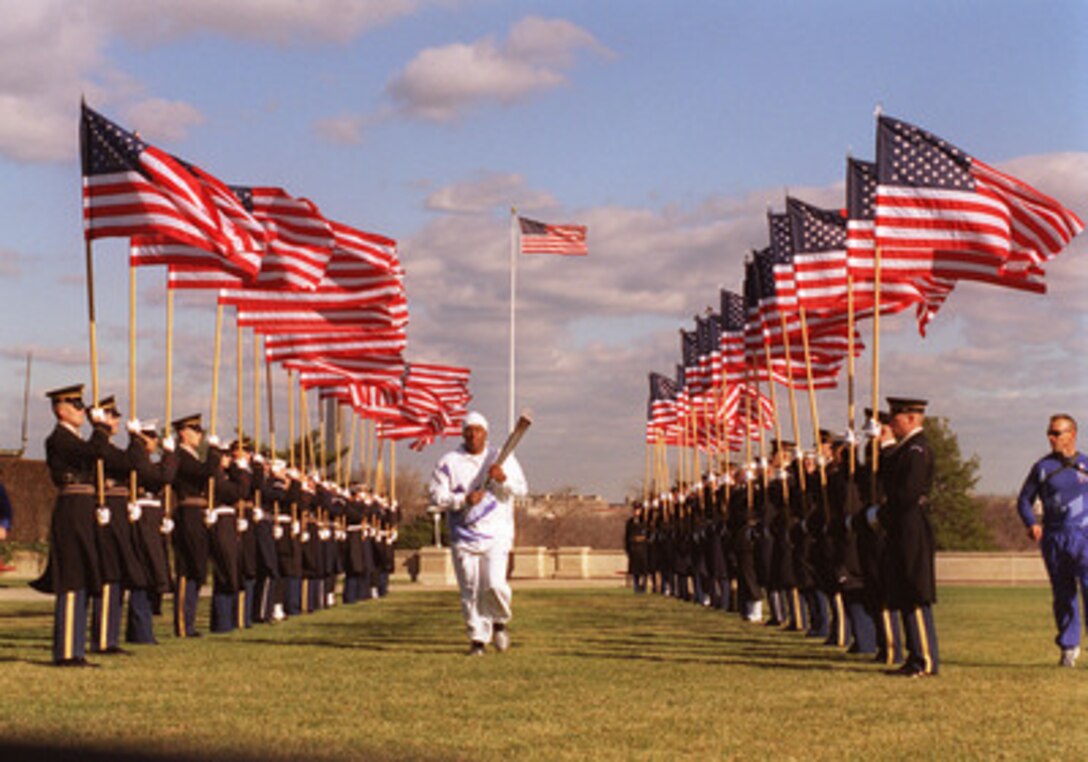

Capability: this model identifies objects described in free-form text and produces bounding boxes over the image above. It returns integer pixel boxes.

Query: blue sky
[0,0,1085,500]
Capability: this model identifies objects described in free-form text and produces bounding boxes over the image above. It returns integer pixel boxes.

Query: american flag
[81,104,236,257]
[846,157,955,333]
[263,331,407,362]
[518,217,588,256]
[719,289,747,382]
[787,196,848,313]
[232,186,335,290]
[646,372,679,444]
[875,115,1081,286]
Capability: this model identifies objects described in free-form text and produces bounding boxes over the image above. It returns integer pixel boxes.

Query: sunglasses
[182,424,204,434]
[68,400,86,410]
[1047,429,1071,437]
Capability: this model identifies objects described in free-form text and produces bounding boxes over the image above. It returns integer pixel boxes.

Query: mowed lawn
[1,583,1086,760]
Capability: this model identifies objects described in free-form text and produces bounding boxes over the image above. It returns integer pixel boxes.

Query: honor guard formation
[626,397,940,678]
[33,384,400,668]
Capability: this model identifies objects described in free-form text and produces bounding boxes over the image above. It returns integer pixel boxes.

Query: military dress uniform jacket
[32,423,102,594]
[128,440,176,593]
[94,428,149,589]
[879,430,936,608]
[168,445,217,581]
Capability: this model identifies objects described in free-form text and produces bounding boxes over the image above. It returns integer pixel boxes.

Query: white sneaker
[271,604,286,622]
[493,625,510,653]
[1060,646,1080,667]
[326,592,336,607]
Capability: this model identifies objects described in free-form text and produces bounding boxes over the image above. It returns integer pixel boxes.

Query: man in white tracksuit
[429,412,528,656]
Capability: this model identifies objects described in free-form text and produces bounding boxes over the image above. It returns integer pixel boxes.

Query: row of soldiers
[33,383,399,667]
[626,396,939,678]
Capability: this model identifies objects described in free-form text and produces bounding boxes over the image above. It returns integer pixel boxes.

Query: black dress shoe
[104,646,134,655]
[56,657,100,668]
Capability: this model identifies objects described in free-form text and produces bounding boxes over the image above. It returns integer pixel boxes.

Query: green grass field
[1,584,1086,760]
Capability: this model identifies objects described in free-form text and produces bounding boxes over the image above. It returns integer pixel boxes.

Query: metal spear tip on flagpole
[873,103,884,118]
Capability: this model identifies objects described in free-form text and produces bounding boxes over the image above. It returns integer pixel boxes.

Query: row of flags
[80,102,469,450]
[648,113,1083,453]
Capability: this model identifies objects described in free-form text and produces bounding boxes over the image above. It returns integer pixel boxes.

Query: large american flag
[846,157,955,333]
[232,186,335,290]
[81,104,236,257]
[787,196,848,313]
[874,115,1081,285]
[518,217,588,256]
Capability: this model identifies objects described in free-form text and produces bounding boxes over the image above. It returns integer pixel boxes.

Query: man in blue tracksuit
[1017,413,1088,668]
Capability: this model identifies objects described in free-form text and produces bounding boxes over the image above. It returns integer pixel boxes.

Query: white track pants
[451,542,512,644]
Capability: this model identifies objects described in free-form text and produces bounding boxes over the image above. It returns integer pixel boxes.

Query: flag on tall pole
[518,216,589,256]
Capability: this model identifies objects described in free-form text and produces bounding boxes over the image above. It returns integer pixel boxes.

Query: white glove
[273,524,284,540]
[252,507,265,522]
[207,434,222,449]
[865,505,881,530]
[286,468,301,481]
[843,428,857,446]
[844,514,853,532]
[774,468,788,481]
[95,506,111,526]
[127,502,142,523]
[252,453,265,465]
[90,407,107,424]
[160,517,175,535]
[162,436,176,453]
[319,528,331,541]
[863,418,882,438]
[234,456,250,471]
[816,454,828,467]
[236,518,249,533]
[204,509,217,527]
[126,418,142,435]
[291,520,301,536]
[301,531,311,543]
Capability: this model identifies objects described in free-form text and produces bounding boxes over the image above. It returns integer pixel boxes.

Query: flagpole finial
[873,103,884,118]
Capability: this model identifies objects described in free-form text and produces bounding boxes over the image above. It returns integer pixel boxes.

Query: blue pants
[826,592,849,647]
[284,576,302,615]
[845,591,877,654]
[53,589,88,662]
[1042,528,1088,650]
[174,576,201,637]
[378,572,389,598]
[902,604,939,674]
[90,582,123,652]
[210,591,235,633]
[126,588,156,644]
[805,589,829,638]
[876,607,904,665]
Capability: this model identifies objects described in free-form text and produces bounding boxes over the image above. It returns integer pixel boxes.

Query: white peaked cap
[463,411,489,432]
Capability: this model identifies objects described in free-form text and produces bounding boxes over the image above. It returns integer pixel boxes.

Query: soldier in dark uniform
[126,419,176,644]
[274,466,303,618]
[624,503,650,593]
[376,499,397,598]
[88,396,147,655]
[250,453,281,623]
[868,397,938,677]
[731,463,764,622]
[206,440,250,633]
[827,433,876,655]
[32,385,102,666]
[856,409,904,665]
[166,413,215,638]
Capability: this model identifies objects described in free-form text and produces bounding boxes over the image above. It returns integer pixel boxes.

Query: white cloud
[122,98,205,143]
[0,0,430,162]
[425,172,558,214]
[313,113,368,145]
[100,0,423,46]
[386,16,612,122]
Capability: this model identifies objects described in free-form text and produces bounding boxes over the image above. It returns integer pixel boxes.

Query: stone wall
[408,547,1048,585]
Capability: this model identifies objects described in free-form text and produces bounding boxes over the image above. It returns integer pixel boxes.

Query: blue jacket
[1017,451,1088,531]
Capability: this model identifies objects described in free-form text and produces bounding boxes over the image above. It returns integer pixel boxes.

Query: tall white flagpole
[509,207,518,434]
